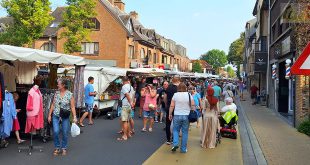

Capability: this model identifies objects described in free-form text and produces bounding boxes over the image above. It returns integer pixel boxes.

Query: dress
[201,99,219,149]
[25,86,44,133]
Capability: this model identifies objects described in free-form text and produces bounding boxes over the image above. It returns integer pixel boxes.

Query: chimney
[114,0,125,12]
[129,11,139,20]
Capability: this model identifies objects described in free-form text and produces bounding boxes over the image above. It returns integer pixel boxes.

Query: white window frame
[81,42,99,55]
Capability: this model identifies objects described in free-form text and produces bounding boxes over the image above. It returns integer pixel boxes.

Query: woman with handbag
[201,87,219,149]
[48,79,77,156]
[169,83,195,153]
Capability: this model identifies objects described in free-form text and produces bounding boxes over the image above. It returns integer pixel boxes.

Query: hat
[225,97,233,103]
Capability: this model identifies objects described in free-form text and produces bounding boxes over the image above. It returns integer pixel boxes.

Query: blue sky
[0,0,256,59]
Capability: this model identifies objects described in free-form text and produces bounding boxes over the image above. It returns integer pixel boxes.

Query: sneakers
[180,149,188,153]
[155,120,159,123]
[171,146,179,152]
[166,141,172,145]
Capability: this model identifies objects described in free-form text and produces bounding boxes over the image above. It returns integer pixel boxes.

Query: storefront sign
[255,52,267,72]
[282,36,291,55]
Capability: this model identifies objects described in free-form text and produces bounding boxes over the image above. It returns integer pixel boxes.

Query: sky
[0,0,256,59]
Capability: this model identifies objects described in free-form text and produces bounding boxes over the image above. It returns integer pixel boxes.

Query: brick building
[0,0,191,71]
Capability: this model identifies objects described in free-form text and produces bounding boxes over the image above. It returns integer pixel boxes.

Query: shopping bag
[71,123,80,137]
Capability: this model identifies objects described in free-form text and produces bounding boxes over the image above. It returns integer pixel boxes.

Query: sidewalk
[239,93,310,165]
[143,118,243,165]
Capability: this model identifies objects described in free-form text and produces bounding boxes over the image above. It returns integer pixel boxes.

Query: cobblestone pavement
[239,93,310,165]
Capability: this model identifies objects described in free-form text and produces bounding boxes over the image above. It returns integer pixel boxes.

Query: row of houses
[0,0,192,72]
[244,0,309,127]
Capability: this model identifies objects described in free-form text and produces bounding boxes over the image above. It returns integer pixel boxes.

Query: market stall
[0,45,86,148]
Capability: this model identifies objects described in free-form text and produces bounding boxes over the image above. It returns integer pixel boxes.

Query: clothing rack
[18,125,43,155]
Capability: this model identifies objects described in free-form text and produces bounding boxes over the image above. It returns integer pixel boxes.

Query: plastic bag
[71,123,80,137]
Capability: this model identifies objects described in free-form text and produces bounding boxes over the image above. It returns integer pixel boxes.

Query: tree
[227,32,245,78]
[192,61,202,73]
[200,49,227,71]
[226,66,236,78]
[60,0,96,54]
[0,0,53,46]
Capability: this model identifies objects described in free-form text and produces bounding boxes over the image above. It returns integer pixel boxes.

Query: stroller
[219,110,238,139]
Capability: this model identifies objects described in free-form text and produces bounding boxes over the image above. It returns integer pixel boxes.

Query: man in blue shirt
[212,81,222,110]
[79,76,97,127]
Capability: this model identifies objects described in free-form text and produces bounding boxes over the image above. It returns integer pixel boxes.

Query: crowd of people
[115,76,245,153]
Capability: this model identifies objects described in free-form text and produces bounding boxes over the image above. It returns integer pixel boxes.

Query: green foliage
[192,61,202,73]
[226,66,236,78]
[60,0,96,54]
[0,0,53,46]
[228,32,245,64]
[297,119,310,136]
[200,49,227,70]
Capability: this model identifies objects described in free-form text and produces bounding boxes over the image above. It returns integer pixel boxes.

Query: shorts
[143,110,155,118]
[121,106,131,122]
[85,103,94,113]
[130,109,134,118]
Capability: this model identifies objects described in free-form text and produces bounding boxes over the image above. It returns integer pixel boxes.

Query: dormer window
[126,21,133,32]
[50,22,60,28]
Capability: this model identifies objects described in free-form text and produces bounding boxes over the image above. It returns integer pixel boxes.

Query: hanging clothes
[1,92,16,138]
[74,66,85,108]
[25,86,44,133]
[0,63,18,92]
[48,64,59,89]
[0,72,4,112]
[14,61,37,85]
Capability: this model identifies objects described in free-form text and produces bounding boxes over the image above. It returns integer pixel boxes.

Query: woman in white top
[169,83,194,153]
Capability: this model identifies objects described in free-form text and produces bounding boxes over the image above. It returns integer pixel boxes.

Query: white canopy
[128,68,165,77]
[0,44,86,65]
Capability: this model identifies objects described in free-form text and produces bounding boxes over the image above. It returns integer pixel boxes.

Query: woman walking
[201,87,219,149]
[48,79,77,156]
[169,83,194,153]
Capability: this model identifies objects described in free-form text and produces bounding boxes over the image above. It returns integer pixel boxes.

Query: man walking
[250,84,259,105]
[117,77,134,141]
[156,81,169,123]
[164,77,180,145]
[80,76,97,127]
[212,81,222,110]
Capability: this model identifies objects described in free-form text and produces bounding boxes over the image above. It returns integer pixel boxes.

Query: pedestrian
[117,77,134,141]
[164,77,180,145]
[138,78,147,118]
[142,84,157,132]
[222,86,234,101]
[169,83,194,153]
[212,81,222,110]
[201,87,219,149]
[12,92,25,144]
[219,97,237,128]
[48,79,77,156]
[156,81,168,123]
[189,86,202,128]
[250,84,259,105]
[79,76,97,127]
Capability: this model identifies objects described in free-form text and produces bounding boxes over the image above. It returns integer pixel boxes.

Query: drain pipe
[266,0,271,107]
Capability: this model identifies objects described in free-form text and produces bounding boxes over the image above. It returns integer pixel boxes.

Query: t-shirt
[84,84,95,104]
[222,90,234,99]
[212,85,222,97]
[157,87,166,108]
[250,86,259,95]
[221,103,237,113]
[120,84,134,107]
[166,84,178,111]
[172,92,193,116]
[196,85,202,93]
[143,93,157,111]
[193,93,201,108]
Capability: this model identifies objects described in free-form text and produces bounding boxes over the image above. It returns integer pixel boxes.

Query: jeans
[173,115,189,152]
[52,115,70,149]
[165,113,172,142]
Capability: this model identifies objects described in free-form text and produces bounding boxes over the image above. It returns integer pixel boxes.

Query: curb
[237,98,268,165]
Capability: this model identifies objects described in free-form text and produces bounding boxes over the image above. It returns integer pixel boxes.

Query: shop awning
[0,44,86,65]
[58,66,128,77]
[128,68,166,77]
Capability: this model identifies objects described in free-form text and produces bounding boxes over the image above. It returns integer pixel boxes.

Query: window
[128,45,134,59]
[148,50,152,62]
[84,18,100,30]
[153,53,157,63]
[81,42,99,55]
[50,22,60,28]
[127,21,133,32]
[140,48,145,59]
[40,43,56,52]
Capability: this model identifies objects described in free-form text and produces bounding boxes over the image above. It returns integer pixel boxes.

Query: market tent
[0,44,86,65]
[128,68,165,77]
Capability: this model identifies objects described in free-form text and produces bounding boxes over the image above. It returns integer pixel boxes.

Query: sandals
[79,122,85,127]
[53,149,60,156]
[117,137,128,141]
[17,139,26,144]
[149,128,153,132]
[117,130,124,134]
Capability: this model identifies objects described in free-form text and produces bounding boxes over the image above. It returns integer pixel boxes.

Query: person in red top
[250,84,259,105]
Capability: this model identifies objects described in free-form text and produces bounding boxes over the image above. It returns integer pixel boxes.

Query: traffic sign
[291,42,310,75]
